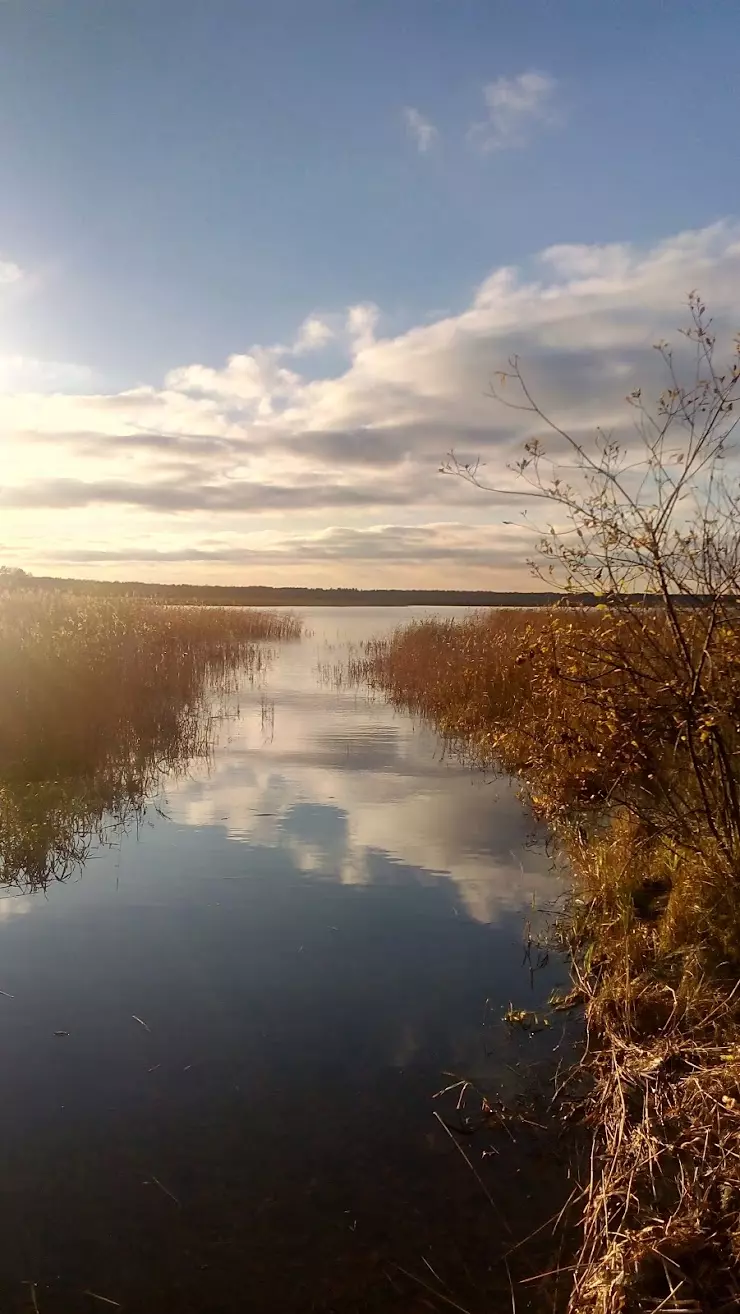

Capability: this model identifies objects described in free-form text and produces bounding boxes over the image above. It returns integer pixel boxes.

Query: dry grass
[0,590,300,888]
[567,976,740,1312]
[355,607,740,954]
[357,606,740,1312]
[551,814,740,1309]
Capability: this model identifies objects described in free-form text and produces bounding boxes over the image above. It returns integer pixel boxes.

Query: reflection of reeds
[260,695,276,743]
[0,591,300,888]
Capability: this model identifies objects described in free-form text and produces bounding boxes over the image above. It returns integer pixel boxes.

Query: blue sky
[1,0,740,585]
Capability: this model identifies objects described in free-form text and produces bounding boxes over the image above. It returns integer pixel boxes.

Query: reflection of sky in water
[171,607,554,925]
[0,608,569,1311]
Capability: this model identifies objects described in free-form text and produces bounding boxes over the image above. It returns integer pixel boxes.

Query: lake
[0,607,572,1313]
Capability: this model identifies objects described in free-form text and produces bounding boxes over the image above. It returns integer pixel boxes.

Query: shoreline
[355,608,740,1313]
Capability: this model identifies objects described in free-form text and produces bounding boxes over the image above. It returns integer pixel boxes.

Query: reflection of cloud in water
[0,896,34,923]
[0,611,572,1313]
[170,672,557,924]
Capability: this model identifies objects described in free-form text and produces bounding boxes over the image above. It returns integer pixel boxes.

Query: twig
[147,1174,180,1207]
[504,1256,518,1313]
[421,1256,449,1290]
[393,1265,474,1314]
[432,1111,512,1235]
[518,1264,578,1285]
[504,1186,580,1257]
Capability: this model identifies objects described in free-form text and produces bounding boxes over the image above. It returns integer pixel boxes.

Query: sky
[1,0,740,588]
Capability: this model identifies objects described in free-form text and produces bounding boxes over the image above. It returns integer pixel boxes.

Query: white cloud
[403,106,439,154]
[0,895,34,922]
[346,302,379,355]
[170,681,554,925]
[0,260,23,286]
[468,71,560,153]
[0,355,93,394]
[32,521,534,570]
[292,315,334,355]
[166,347,301,415]
[2,221,740,584]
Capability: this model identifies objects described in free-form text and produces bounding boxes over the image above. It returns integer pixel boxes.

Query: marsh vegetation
[0,591,300,889]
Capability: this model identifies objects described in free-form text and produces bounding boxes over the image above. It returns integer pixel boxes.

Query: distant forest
[0,568,574,607]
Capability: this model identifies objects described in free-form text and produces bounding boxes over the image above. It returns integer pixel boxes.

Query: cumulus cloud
[4,221,740,583]
[402,106,439,154]
[165,348,301,413]
[292,315,334,355]
[467,71,560,153]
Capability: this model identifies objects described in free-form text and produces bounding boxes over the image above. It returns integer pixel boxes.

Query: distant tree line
[0,570,568,607]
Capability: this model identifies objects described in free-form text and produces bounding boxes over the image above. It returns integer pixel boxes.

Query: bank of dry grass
[0,591,300,887]
[357,607,740,1313]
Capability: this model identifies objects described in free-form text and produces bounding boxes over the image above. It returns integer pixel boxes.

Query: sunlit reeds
[0,591,300,888]
[358,605,740,1312]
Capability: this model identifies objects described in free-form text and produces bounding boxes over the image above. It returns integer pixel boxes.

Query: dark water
[0,608,572,1313]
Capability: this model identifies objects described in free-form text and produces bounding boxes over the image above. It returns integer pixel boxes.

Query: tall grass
[0,591,300,888]
[358,607,740,1312]
[357,607,740,953]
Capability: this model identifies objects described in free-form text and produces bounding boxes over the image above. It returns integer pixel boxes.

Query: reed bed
[356,607,740,1313]
[0,590,300,888]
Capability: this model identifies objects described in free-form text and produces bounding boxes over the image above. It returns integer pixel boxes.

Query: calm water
[0,608,571,1313]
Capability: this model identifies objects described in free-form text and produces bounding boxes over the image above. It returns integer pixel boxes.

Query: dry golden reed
[0,590,301,888]
[358,606,740,1313]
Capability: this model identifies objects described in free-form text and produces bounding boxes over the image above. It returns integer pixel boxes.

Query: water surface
[0,608,569,1312]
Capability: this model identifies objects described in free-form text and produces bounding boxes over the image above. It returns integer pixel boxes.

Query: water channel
[0,608,572,1312]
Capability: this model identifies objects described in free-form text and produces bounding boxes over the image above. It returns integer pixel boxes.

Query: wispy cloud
[34,522,532,569]
[0,259,23,286]
[292,315,334,355]
[403,106,438,154]
[346,302,379,354]
[0,355,93,394]
[467,71,559,153]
